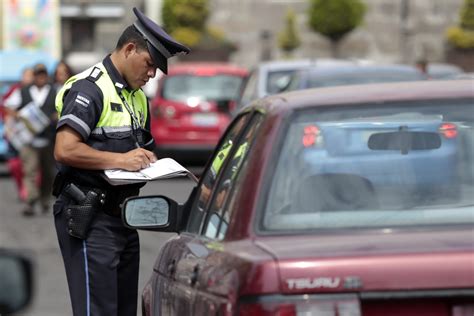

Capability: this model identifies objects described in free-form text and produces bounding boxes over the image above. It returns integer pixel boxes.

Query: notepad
[103,158,198,185]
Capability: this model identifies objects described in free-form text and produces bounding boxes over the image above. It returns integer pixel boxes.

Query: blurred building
[1,0,464,73]
[209,0,465,67]
[45,0,473,70]
[58,0,145,72]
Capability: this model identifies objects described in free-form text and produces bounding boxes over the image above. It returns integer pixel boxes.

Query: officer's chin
[130,81,143,90]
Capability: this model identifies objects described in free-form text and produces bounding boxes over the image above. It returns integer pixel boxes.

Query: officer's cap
[132,7,190,74]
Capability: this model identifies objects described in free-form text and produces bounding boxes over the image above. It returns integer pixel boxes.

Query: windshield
[263,99,474,232]
[162,74,245,102]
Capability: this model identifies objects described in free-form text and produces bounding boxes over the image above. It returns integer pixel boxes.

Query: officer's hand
[122,148,157,171]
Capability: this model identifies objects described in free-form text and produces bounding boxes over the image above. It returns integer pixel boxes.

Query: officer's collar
[103,55,131,92]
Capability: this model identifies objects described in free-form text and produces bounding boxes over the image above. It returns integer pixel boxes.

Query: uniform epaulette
[86,67,103,83]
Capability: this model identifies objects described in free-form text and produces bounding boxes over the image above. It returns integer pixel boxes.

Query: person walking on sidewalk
[4,63,57,216]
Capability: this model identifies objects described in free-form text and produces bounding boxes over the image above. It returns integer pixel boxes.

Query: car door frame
[154,110,259,314]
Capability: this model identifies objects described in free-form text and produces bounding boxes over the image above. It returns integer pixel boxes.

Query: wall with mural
[2,0,60,59]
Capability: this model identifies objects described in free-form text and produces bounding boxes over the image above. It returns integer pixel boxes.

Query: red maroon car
[150,62,248,162]
[124,80,474,316]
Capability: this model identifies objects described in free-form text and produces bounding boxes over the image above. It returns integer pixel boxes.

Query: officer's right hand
[122,148,157,171]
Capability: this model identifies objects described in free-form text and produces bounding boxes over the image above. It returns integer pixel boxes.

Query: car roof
[256,58,358,72]
[302,63,422,76]
[167,62,248,76]
[255,80,474,113]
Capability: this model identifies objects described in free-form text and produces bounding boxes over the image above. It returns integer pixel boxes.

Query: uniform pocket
[101,128,136,152]
[103,128,132,139]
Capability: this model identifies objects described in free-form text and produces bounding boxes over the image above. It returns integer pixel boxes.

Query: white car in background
[237,58,361,110]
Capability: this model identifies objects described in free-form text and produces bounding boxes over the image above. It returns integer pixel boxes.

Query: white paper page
[140,158,188,179]
[104,169,149,180]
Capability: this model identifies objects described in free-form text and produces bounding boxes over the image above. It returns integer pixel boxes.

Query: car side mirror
[122,195,180,232]
[0,250,33,314]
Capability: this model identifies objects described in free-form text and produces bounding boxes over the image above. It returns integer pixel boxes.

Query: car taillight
[302,125,323,147]
[439,123,457,138]
[239,294,361,316]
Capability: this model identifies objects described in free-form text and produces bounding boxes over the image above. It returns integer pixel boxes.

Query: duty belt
[62,183,139,217]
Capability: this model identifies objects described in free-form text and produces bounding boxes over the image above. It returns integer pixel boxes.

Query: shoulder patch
[86,67,103,83]
[75,92,91,109]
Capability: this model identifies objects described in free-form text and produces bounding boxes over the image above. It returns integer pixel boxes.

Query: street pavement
[0,170,196,315]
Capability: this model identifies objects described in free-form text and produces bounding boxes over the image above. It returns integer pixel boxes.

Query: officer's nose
[148,67,156,78]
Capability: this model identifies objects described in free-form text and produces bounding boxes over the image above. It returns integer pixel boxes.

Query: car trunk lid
[254,228,473,294]
[249,229,473,315]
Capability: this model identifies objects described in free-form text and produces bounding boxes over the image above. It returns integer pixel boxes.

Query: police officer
[53,8,189,315]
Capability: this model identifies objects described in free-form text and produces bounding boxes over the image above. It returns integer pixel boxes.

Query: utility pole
[399,0,411,63]
[145,0,163,25]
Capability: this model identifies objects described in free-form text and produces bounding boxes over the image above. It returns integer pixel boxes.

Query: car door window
[203,114,263,239]
[186,114,252,234]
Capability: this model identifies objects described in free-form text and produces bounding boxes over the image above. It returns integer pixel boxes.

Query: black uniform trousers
[54,193,139,316]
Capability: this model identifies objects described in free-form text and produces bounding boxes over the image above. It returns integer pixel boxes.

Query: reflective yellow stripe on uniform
[211,140,233,177]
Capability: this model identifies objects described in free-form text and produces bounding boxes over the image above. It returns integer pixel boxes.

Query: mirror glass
[0,253,30,314]
[124,197,170,227]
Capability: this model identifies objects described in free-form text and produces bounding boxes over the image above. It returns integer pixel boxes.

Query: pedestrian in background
[1,67,34,202]
[52,7,189,315]
[3,63,58,216]
[53,60,74,89]
[415,58,432,79]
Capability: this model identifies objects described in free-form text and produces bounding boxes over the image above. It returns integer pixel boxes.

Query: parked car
[237,58,359,109]
[284,63,426,92]
[427,63,464,79]
[124,80,474,316]
[150,62,248,163]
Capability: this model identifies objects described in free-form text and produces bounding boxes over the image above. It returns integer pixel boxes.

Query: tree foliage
[278,8,301,56]
[161,0,236,59]
[460,0,474,30]
[446,0,474,50]
[162,0,209,34]
[307,0,366,42]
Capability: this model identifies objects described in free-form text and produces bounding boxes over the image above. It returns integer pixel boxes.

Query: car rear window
[263,99,474,232]
[162,74,244,102]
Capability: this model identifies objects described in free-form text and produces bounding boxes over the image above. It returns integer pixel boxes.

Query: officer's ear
[123,42,138,58]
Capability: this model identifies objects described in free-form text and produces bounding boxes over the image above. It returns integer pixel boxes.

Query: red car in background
[150,62,248,163]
